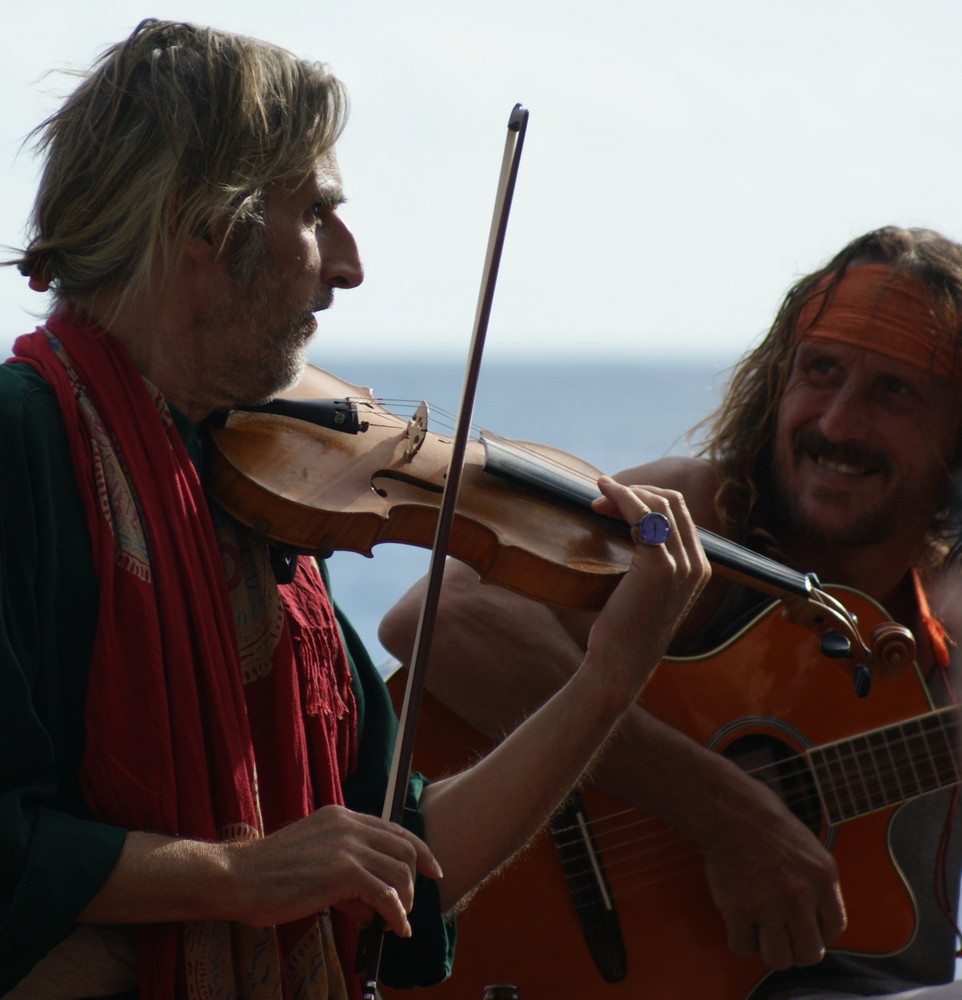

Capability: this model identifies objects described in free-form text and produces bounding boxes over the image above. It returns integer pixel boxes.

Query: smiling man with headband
[382,226,962,1000]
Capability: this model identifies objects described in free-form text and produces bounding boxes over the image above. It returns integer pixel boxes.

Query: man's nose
[817,381,868,441]
[324,216,364,290]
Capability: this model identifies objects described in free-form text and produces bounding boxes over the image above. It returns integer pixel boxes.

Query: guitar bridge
[549,790,628,983]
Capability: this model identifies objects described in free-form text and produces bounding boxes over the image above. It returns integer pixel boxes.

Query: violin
[207,367,915,690]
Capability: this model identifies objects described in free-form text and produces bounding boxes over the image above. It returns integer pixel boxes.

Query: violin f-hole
[371,469,445,498]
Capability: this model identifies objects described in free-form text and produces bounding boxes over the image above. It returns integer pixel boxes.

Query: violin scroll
[780,586,916,690]
[867,620,917,679]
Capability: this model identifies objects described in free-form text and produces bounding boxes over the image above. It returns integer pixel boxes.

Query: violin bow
[357,102,529,998]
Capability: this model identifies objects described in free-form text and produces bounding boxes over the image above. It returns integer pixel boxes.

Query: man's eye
[804,356,836,379]
[311,202,338,225]
[882,377,912,397]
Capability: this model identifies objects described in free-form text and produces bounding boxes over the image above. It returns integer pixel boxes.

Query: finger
[592,476,656,514]
[785,914,829,967]
[353,814,442,884]
[643,486,705,554]
[630,511,671,546]
[594,479,704,564]
[389,822,444,881]
[725,917,759,960]
[352,842,419,916]
[374,884,412,939]
[593,478,676,542]
[343,828,419,934]
[818,884,847,944]
[756,922,795,971]
[596,482,683,580]
[349,878,412,939]
[354,821,445,922]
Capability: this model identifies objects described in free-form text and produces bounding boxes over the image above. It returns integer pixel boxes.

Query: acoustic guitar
[382,585,960,1000]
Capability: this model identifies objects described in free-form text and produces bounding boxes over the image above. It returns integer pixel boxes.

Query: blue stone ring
[631,511,671,546]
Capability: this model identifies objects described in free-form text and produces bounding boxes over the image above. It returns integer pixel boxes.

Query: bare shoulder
[613,455,738,646]
[611,456,722,528]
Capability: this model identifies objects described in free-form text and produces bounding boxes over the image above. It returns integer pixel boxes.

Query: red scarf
[12,310,357,998]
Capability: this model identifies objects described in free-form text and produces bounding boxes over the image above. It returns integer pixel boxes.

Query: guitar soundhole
[725,734,823,836]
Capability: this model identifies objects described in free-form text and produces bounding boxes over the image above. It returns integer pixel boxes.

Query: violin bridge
[403,401,429,461]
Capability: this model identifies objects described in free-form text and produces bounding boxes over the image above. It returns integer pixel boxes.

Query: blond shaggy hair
[15,19,348,311]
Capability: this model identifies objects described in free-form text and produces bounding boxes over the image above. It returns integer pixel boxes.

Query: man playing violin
[381,226,962,999]
[0,19,712,999]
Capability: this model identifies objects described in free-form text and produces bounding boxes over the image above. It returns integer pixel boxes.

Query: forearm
[420,646,636,911]
[79,807,443,939]
[589,705,780,844]
[380,560,594,741]
[419,480,713,910]
[78,831,235,924]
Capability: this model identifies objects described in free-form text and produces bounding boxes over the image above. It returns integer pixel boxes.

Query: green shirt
[0,361,453,993]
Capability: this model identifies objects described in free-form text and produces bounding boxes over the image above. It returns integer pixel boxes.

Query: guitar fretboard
[809,706,962,824]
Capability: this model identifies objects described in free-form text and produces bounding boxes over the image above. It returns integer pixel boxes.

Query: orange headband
[794,263,961,383]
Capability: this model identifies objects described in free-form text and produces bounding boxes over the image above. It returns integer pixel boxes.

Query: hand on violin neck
[586,477,711,698]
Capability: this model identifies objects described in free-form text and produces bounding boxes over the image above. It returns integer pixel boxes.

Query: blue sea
[311,355,728,666]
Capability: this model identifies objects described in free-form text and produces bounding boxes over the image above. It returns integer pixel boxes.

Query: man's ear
[187,232,214,267]
[186,218,225,267]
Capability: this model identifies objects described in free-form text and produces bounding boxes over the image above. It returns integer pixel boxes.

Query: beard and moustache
[772,428,951,549]
[220,280,331,405]
[205,226,334,406]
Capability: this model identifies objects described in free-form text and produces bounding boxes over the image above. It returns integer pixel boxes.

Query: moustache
[313,286,334,313]
[792,428,893,478]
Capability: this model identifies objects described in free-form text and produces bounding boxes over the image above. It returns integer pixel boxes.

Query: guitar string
[549,712,962,905]
[556,714,962,881]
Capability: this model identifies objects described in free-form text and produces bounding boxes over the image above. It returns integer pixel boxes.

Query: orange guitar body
[383,587,935,1000]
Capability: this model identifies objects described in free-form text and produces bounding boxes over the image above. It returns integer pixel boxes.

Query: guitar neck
[808,706,962,824]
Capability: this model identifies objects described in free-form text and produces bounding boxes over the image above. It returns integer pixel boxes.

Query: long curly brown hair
[690,226,962,570]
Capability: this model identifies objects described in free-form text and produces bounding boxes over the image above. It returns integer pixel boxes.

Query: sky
[3,0,962,364]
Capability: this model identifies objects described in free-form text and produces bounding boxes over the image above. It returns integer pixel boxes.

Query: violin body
[209,368,914,686]
[208,369,633,610]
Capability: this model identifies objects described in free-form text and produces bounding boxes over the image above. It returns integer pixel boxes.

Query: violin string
[349,394,607,484]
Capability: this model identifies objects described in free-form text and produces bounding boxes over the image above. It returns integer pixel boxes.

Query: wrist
[80,832,238,925]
